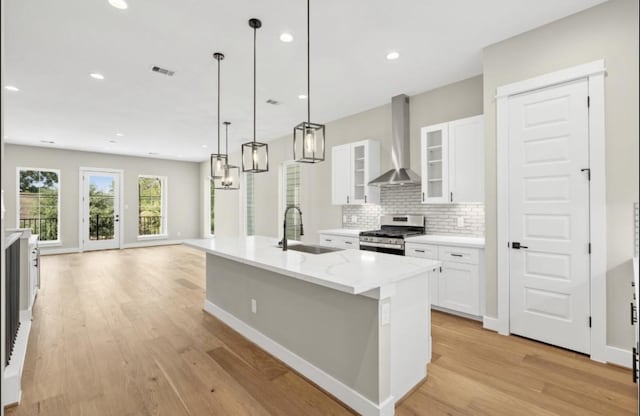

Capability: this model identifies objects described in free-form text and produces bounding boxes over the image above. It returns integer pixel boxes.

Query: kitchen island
[185,236,440,416]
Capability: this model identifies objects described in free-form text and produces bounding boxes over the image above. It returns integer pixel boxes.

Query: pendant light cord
[253,25,257,144]
[217,56,221,154]
[307,0,310,124]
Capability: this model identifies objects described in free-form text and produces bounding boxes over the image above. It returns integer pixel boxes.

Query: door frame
[494,60,607,362]
[78,167,125,251]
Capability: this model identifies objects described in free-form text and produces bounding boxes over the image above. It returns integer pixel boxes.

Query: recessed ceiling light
[386,51,400,61]
[90,73,105,80]
[201,144,208,148]
[280,32,294,43]
[4,85,20,92]
[108,0,128,10]
[298,94,308,100]
[115,132,124,137]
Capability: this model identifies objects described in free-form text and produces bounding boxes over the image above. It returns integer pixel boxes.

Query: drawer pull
[450,253,464,257]
[633,347,638,383]
[631,302,637,325]
[414,249,425,253]
[345,241,353,245]
[325,239,333,242]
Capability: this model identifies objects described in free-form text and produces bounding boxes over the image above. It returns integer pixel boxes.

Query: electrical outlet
[380,303,390,326]
[124,204,129,210]
[351,215,357,223]
[457,216,465,228]
[177,231,181,237]
[251,299,257,314]
[343,215,347,223]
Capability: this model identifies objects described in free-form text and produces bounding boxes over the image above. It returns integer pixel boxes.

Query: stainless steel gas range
[359,215,426,256]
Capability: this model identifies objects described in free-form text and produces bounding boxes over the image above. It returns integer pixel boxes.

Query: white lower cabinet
[406,242,483,317]
[318,234,359,250]
[438,261,479,315]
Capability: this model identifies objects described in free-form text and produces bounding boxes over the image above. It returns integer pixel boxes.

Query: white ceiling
[4,0,605,162]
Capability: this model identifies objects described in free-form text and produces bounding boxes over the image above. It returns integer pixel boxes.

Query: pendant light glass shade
[214,122,240,190]
[210,52,228,179]
[242,18,269,173]
[293,0,325,163]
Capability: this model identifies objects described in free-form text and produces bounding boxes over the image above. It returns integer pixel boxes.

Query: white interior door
[81,170,121,251]
[508,78,591,354]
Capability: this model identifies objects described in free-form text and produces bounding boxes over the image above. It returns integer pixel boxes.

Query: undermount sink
[281,244,344,254]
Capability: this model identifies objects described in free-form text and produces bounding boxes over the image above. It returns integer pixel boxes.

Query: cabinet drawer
[319,235,359,249]
[340,237,359,249]
[405,243,438,260]
[438,246,479,265]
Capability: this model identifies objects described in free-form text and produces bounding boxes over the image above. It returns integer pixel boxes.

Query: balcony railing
[90,215,115,240]
[19,218,58,241]
[139,216,162,236]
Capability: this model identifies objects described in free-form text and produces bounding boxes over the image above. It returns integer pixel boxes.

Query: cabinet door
[331,145,351,205]
[350,142,368,204]
[449,115,484,203]
[420,123,450,204]
[430,269,439,306]
[438,261,480,315]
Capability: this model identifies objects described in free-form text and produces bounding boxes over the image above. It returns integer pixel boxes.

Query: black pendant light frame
[293,0,325,163]
[242,18,269,173]
[215,121,241,190]
[210,52,228,179]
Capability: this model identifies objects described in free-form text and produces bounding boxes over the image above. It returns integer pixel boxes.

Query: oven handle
[359,241,404,250]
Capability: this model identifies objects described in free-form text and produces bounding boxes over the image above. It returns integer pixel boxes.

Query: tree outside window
[138,176,165,236]
[18,169,60,241]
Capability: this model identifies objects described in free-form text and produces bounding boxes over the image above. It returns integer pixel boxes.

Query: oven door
[359,241,405,256]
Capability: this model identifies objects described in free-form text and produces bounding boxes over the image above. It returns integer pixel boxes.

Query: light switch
[351,215,357,223]
[457,216,465,227]
[343,215,347,223]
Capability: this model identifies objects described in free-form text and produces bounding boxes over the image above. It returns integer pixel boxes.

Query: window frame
[278,161,302,242]
[16,167,62,246]
[136,174,168,240]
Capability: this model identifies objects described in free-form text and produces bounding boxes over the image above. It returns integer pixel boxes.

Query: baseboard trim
[482,315,500,332]
[122,239,184,249]
[605,345,632,369]
[39,247,81,256]
[203,300,394,416]
[431,305,481,322]
[3,319,32,407]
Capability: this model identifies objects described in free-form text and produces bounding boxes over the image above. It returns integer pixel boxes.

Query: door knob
[511,242,528,249]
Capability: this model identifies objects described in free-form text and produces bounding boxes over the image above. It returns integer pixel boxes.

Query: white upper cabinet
[331,139,380,205]
[420,123,450,203]
[420,115,484,204]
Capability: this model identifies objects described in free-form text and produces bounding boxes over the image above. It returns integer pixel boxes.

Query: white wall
[3,144,201,251]
[482,0,639,348]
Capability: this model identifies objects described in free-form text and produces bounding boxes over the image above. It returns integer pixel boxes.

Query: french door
[81,169,122,251]
[508,78,591,354]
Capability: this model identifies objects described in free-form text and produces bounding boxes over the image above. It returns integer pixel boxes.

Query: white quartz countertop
[318,229,365,237]
[185,236,440,296]
[405,234,485,248]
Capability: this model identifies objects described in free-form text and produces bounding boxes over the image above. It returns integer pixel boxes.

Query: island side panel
[390,272,430,401]
[205,253,384,404]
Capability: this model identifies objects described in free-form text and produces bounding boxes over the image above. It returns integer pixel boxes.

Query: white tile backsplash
[342,184,485,236]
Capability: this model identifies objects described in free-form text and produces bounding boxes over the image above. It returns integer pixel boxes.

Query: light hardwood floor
[6,245,637,416]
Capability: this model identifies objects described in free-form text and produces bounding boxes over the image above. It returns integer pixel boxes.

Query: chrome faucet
[280,206,304,251]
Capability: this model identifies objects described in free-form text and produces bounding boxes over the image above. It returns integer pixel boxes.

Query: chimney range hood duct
[368,94,421,186]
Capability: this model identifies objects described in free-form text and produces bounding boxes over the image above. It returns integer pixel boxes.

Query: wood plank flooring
[6,245,637,416]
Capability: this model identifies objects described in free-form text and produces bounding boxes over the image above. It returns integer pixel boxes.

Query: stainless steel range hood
[368,94,421,186]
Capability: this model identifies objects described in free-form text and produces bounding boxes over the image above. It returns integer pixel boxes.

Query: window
[282,163,301,240]
[210,180,215,235]
[138,176,167,237]
[245,173,255,236]
[18,168,60,242]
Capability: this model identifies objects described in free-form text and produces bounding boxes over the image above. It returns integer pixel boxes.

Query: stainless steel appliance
[359,215,425,255]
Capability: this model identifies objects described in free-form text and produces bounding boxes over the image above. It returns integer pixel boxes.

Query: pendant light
[241,18,269,173]
[293,0,325,163]
[214,122,240,190]
[210,52,228,179]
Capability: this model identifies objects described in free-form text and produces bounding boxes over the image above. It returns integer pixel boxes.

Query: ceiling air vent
[151,66,175,76]
[266,99,280,105]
